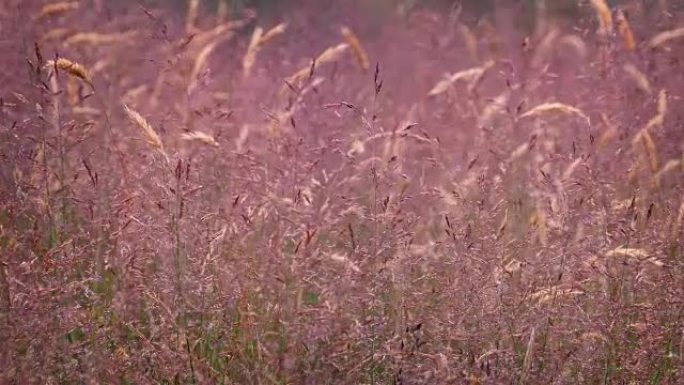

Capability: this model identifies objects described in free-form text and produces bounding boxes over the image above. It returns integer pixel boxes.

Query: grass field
[0,0,683,384]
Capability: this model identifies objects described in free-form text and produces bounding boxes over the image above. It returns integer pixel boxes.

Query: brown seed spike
[590,0,613,35]
[616,9,636,51]
[45,58,93,88]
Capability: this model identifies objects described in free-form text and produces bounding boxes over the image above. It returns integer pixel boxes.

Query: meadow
[0,0,683,383]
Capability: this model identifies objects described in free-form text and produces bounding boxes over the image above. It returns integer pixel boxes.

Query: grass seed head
[35,1,79,21]
[243,23,287,78]
[616,8,636,51]
[518,102,590,126]
[428,60,495,97]
[649,27,684,48]
[590,0,613,35]
[623,64,651,93]
[181,131,219,147]
[281,43,349,95]
[639,130,659,173]
[188,37,230,94]
[340,26,370,70]
[259,23,287,46]
[122,103,167,158]
[64,31,138,46]
[605,247,649,259]
[45,58,93,87]
[242,27,264,78]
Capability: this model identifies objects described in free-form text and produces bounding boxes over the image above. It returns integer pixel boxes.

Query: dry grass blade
[428,60,495,97]
[242,23,286,78]
[590,0,613,35]
[518,102,590,126]
[616,8,636,51]
[605,247,648,258]
[623,64,651,93]
[41,27,72,42]
[122,104,168,161]
[190,19,248,50]
[316,43,350,65]
[260,23,287,46]
[507,142,530,163]
[181,131,219,147]
[35,1,79,21]
[242,27,264,77]
[122,84,150,104]
[45,58,93,87]
[340,26,370,70]
[189,37,230,94]
[533,205,548,246]
[649,27,684,48]
[282,43,349,94]
[529,286,584,306]
[634,89,667,133]
[64,31,138,46]
[656,88,668,117]
[598,114,617,149]
[655,159,681,185]
[521,327,536,382]
[497,207,509,238]
[638,130,659,173]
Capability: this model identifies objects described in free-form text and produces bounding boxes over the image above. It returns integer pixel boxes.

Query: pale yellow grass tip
[605,246,648,258]
[122,104,168,162]
[634,89,668,136]
[243,23,287,77]
[64,31,138,47]
[634,129,659,173]
[35,1,79,21]
[281,43,349,95]
[181,131,219,147]
[428,60,495,97]
[340,26,370,70]
[518,102,590,126]
[589,0,613,35]
[529,286,584,306]
[260,23,287,46]
[188,37,231,94]
[45,58,92,87]
[649,27,684,48]
[623,64,651,94]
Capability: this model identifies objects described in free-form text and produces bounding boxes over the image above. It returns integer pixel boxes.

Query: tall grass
[0,0,683,384]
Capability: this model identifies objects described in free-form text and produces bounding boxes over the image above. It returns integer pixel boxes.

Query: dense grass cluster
[1,0,683,384]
